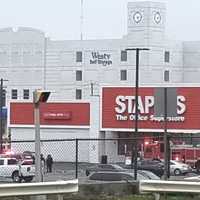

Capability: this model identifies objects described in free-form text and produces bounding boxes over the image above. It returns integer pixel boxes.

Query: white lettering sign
[115,95,186,122]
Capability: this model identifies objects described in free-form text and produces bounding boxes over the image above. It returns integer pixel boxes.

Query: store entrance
[117,132,163,158]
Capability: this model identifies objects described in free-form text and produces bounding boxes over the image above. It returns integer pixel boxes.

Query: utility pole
[163,88,168,180]
[0,78,8,153]
[164,88,171,180]
[34,93,41,182]
[154,87,177,180]
[125,48,149,180]
[33,90,50,182]
[0,79,3,153]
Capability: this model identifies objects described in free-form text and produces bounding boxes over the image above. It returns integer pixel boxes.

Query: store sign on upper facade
[43,111,72,120]
[101,87,200,131]
[115,95,186,122]
[90,51,112,66]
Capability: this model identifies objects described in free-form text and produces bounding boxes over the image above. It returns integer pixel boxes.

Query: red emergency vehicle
[143,140,200,167]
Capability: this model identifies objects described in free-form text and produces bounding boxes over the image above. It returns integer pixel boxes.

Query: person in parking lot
[32,155,35,164]
[40,154,46,173]
[137,151,143,160]
[182,155,186,163]
[46,154,53,173]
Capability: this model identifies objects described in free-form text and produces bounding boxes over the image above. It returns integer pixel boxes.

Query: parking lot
[0,161,198,184]
[45,162,200,182]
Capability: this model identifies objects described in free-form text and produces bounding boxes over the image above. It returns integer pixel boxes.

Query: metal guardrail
[139,180,200,194]
[0,179,78,197]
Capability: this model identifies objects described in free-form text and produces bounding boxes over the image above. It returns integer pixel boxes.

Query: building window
[11,89,18,99]
[23,89,29,99]
[120,70,127,81]
[121,50,127,62]
[76,70,82,81]
[76,51,82,62]
[164,51,170,63]
[76,89,82,100]
[164,70,169,82]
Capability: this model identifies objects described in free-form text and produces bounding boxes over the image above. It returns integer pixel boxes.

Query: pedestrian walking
[32,155,35,164]
[46,154,53,173]
[182,155,186,163]
[40,154,46,173]
[40,154,45,166]
[40,154,46,181]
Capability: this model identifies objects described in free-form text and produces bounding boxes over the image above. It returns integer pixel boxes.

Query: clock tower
[127,1,166,44]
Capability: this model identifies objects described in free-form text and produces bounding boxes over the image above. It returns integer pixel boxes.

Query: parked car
[122,159,164,177]
[0,151,34,165]
[138,170,160,180]
[21,152,35,165]
[0,157,35,182]
[169,160,192,176]
[88,171,148,182]
[184,174,200,181]
[85,164,126,176]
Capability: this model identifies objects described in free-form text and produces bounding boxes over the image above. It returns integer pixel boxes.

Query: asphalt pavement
[0,162,198,183]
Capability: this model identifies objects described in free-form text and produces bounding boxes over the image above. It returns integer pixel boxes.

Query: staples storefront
[8,86,200,163]
[100,86,200,162]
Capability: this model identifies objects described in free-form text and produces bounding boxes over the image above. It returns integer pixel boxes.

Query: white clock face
[133,12,142,23]
[154,12,161,24]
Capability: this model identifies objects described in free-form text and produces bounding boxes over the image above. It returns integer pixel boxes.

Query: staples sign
[115,95,186,122]
[101,87,200,130]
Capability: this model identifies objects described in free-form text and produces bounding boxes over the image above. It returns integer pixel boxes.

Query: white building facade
[5,1,200,162]
[1,1,198,103]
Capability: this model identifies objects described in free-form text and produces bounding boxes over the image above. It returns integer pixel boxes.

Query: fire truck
[143,140,200,167]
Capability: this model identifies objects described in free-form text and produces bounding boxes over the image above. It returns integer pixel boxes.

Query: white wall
[103,131,125,163]
[10,127,90,162]
[183,41,200,82]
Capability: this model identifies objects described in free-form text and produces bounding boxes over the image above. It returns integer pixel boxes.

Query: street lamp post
[33,95,41,182]
[33,90,50,182]
[0,79,4,153]
[125,48,149,180]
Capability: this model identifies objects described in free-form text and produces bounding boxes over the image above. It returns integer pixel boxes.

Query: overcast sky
[0,0,199,41]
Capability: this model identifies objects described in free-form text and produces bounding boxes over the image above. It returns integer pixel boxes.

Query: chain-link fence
[1,134,199,183]
[7,138,145,181]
